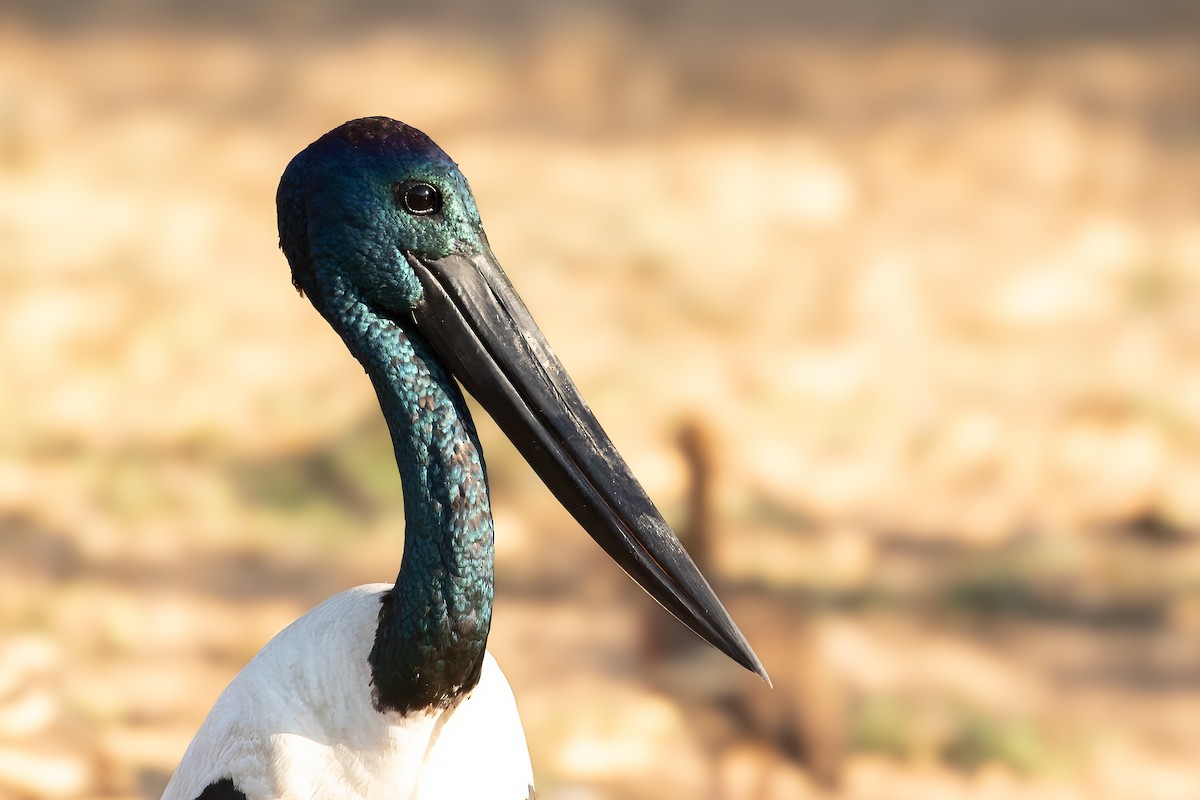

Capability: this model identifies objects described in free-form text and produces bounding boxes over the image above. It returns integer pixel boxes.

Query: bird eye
[398,182,442,216]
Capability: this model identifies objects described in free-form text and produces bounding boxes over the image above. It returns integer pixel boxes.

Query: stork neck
[318,278,493,715]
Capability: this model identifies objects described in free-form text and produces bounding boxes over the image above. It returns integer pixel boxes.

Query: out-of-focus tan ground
[3,3,1200,799]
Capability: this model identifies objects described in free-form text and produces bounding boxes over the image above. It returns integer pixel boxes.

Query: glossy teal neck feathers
[323,274,493,714]
[277,119,494,714]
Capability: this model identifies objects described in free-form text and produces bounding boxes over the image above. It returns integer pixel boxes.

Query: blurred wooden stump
[640,418,846,795]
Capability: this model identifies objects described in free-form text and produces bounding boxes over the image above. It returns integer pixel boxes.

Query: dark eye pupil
[402,183,441,215]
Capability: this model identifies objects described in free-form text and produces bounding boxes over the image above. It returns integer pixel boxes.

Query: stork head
[277,117,768,683]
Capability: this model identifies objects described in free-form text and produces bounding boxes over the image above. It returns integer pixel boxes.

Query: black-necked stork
[162,117,767,800]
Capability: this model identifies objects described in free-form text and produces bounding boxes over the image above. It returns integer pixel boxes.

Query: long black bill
[408,247,769,683]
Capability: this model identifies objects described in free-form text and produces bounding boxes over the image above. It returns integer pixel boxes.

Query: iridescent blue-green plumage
[278,119,494,713]
[279,119,486,307]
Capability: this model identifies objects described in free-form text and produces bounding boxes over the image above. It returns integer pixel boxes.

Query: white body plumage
[161,585,534,800]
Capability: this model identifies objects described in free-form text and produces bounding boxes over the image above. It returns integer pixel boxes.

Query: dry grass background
[3,2,1200,798]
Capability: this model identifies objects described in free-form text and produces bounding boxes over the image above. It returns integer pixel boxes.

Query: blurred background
[3,1,1200,798]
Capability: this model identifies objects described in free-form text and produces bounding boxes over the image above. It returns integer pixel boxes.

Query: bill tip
[747,654,772,687]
